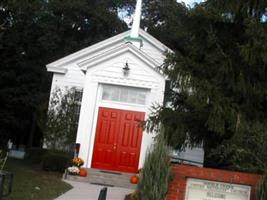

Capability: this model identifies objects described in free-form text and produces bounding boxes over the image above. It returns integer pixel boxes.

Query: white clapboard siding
[49,64,85,94]
[141,39,166,65]
[90,54,162,87]
[49,35,165,94]
[47,30,170,69]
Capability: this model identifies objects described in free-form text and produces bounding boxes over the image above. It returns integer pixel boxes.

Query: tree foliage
[0,0,130,147]
[141,0,189,49]
[147,0,267,172]
[43,87,80,152]
[137,130,171,200]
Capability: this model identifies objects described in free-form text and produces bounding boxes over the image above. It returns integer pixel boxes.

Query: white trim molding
[46,65,68,74]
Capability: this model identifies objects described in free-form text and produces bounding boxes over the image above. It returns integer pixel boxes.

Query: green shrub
[257,174,267,200]
[0,149,8,170]
[26,147,47,164]
[137,131,171,200]
[42,150,71,172]
[42,87,80,152]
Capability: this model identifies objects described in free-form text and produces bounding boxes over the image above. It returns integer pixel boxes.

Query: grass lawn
[2,158,72,200]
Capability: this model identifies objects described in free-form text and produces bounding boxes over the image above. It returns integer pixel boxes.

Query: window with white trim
[73,89,83,125]
[102,84,148,105]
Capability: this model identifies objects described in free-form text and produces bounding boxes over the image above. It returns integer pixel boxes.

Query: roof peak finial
[130,0,142,38]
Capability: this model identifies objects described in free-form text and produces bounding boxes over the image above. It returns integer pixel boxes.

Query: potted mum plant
[67,166,80,175]
[72,157,84,167]
[67,157,84,175]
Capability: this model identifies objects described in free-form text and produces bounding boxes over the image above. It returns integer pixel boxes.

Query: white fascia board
[46,65,68,74]
[45,28,173,74]
[77,42,129,68]
[46,31,131,68]
[139,29,173,53]
[46,29,173,68]
[78,43,161,74]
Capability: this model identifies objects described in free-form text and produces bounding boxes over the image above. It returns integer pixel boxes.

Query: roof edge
[47,30,131,68]
[78,43,161,74]
[139,29,173,53]
[46,29,173,69]
[46,65,68,74]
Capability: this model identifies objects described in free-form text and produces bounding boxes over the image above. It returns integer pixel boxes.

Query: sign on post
[185,178,251,200]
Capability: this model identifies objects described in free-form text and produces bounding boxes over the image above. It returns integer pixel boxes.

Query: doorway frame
[87,83,149,171]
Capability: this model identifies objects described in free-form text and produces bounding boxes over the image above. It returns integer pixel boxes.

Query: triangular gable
[78,43,161,74]
[46,29,172,74]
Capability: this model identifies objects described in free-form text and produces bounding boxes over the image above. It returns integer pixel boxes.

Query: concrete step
[65,168,137,190]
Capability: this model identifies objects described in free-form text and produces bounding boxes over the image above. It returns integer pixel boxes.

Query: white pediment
[46,29,172,74]
[79,43,161,73]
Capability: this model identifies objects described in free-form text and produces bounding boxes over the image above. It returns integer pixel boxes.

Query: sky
[177,0,203,6]
[119,0,204,25]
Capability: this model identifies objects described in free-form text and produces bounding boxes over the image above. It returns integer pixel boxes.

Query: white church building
[46,0,204,173]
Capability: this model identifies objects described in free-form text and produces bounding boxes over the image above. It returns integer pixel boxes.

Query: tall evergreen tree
[141,0,191,50]
[148,0,267,172]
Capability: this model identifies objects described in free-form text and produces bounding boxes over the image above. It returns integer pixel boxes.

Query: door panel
[92,107,144,173]
[116,111,144,173]
[91,108,120,171]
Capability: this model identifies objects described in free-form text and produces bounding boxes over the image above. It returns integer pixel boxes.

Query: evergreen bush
[26,147,47,164]
[137,131,171,200]
[42,150,70,172]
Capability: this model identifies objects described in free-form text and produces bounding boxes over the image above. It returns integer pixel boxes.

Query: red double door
[92,107,145,173]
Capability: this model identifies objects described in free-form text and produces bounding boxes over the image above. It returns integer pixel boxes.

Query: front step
[65,168,137,190]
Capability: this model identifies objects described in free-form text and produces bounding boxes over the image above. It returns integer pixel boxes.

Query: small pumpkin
[130,175,139,184]
[79,168,88,177]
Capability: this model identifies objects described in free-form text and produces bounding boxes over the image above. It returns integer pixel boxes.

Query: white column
[76,72,98,168]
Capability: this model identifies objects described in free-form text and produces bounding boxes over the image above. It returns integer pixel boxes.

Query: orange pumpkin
[79,168,88,177]
[130,175,139,184]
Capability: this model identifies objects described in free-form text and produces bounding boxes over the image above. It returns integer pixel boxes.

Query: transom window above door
[101,84,149,105]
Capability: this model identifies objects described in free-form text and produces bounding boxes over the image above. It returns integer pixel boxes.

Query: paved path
[55,180,134,200]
